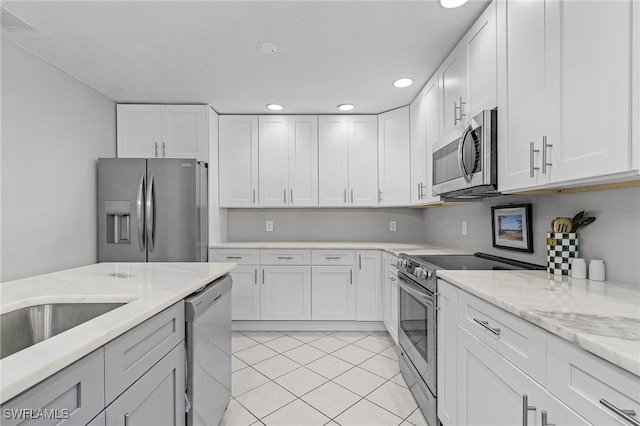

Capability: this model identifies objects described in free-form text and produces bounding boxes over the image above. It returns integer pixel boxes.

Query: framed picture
[491,204,533,253]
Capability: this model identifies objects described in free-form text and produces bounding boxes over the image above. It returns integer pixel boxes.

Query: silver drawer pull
[473,318,501,337]
[277,256,294,260]
[226,256,242,259]
[325,256,342,260]
[541,411,556,426]
[522,394,536,426]
[600,399,640,426]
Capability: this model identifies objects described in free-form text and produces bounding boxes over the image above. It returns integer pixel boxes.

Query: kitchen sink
[0,302,126,359]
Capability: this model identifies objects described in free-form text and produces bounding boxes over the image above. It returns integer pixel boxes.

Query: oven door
[397,273,436,396]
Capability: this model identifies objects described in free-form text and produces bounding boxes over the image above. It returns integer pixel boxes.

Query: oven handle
[398,277,434,307]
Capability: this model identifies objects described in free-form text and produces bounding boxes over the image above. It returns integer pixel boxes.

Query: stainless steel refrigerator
[98,158,207,262]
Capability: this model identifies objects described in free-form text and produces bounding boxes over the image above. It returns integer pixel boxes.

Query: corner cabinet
[219,115,259,207]
[318,115,379,207]
[378,107,411,207]
[498,0,640,192]
[259,115,318,207]
[117,105,208,162]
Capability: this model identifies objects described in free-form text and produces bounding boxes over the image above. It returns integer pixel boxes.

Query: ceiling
[1,1,489,114]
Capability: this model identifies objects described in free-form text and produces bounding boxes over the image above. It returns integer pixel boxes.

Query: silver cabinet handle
[359,254,362,270]
[124,413,130,426]
[378,189,382,203]
[541,411,556,426]
[262,269,265,284]
[389,277,396,282]
[453,100,460,125]
[136,173,146,252]
[459,96,466,122]
[600,399,640,426]
[277,256,294,260]
[290,189,293,204]
[325,256,342,260]
[350,269,353,284]
[284,189,287,204]
[146,173,155,253]
[473,318,501,336]
[350,189,354,203]
[254,269,257,284]
[542,136,552,174]
[253,189,256,204]
[522,394,536,426]
[529,141,540,177]
[344,189,347,203]
[162,142,167,157]
[226,256,242,259]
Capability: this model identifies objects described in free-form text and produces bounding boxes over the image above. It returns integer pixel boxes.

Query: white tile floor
[222,330,428,426]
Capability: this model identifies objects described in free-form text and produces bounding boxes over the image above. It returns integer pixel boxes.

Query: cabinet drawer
[547,334,640,426]
[261,249,311,265]
[311,250,355,265]
[1,350,105,426]
[104,301,184,404]
[209,249,260,265]
[386,253,399,270]
[457,290,547,385]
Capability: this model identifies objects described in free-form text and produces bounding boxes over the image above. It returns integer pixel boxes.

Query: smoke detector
[1,8,34,30]
[257,42,278,55]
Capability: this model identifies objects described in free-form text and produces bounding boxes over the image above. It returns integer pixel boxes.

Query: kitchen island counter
[0,262,235,403]
[437,269,640,377]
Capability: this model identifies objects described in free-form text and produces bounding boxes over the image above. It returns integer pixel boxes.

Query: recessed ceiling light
[393,78,413,88]
[438,0,468,8]
[257,42,278,55]
[267,104,283,111]
[338,104,354,111]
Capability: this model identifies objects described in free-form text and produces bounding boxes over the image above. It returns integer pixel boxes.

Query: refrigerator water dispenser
[105,201,131,244]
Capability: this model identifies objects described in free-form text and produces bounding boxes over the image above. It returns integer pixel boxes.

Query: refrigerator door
[146,158,201,262]
[98,158,147,262]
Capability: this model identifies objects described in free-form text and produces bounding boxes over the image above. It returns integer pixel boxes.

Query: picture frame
[491,204,533,253]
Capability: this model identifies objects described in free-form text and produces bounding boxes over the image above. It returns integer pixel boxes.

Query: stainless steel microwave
[432,109,498,200]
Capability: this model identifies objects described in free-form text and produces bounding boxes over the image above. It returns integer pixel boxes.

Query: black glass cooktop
[414,253,545,271]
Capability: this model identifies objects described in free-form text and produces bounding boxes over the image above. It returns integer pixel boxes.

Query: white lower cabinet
[437,280,458,425]
[311,266,355,320]
[261,266,311,320]
[230,265,260,320]
[355,250,382,321]
[382,252,399,343]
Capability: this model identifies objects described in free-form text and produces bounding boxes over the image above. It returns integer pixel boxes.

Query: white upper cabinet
[410,73,441,205]
[439,48,465,140]
[319,115,378,207]
[117,105,207,162]
[259,115,318,207]
[498,0,639,192]
[219,115,259,207]
[378,106,411,206]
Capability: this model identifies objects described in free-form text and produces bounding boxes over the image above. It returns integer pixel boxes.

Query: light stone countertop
[209,241,470,257]
[0,262,235,404]
[438,269,640,376]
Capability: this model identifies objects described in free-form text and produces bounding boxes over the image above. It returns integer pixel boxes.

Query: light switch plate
[266,221,274,232]
[390,221,397,232]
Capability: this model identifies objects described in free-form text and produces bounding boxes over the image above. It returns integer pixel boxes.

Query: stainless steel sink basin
[0,302,126,359]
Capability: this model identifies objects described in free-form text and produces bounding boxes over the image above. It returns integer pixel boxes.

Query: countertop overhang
[0,262,235,404]
[437,269,640,377]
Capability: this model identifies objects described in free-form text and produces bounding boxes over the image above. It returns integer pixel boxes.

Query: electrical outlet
[390,221,397,232]
[266,221,274,232]
[462,220,468,236]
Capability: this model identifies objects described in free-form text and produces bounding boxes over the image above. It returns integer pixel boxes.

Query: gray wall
[228,208,425,243]
[423,185,640,284]
[1,40,116,281]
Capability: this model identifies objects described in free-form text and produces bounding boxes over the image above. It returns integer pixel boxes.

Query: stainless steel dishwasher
[185,275,232,426]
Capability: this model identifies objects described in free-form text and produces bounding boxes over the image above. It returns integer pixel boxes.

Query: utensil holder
[546,232,579,275]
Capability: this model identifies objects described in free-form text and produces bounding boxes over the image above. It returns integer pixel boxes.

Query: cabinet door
[261,266,311,320]
[497,0,551,191]
[423,74,442,204]
[311,266,355,320]
[457,327,544,426]
[410,89,427,205]
[105,343,185,426]
[461,0,497,118]
[318,116,349,206]
[259,116,289,207]
[378,106,411,207]
[289,116,318,207]
[389,271,398,344]
[230,265,260,320]
[117,105,162,158]
[162,105,207,161]
[437,280,458,426]
[355,250,382,321]
[219,115,259,207]
[348,115,379,206]
[550,0,635,182]
[439,47,465,138]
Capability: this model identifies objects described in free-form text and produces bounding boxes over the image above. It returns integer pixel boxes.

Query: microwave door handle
[136,173,146,252]
[457,124,473,183]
